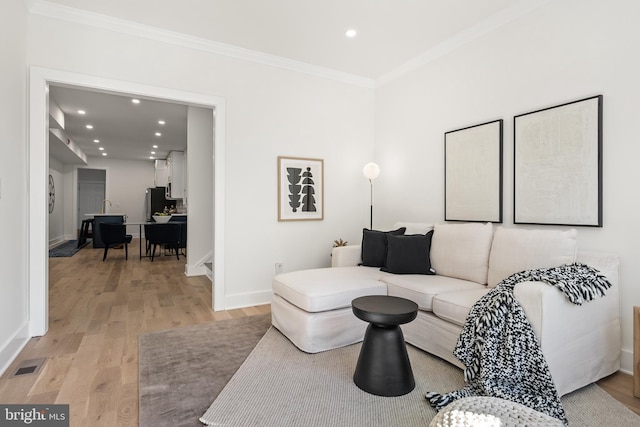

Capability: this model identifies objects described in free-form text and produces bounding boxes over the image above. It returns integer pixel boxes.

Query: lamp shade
[363,162,380,180]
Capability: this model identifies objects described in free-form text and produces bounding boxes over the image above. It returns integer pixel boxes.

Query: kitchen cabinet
[166,150,185,199]
[154,159,169,187]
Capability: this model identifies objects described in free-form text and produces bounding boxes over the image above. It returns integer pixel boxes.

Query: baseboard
[185,263,207,277]
[0,322,30,377]
[620,348,633,375]
[224,289,273,311]
[48,236,65,249]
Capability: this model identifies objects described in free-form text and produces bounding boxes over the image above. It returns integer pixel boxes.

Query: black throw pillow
[381,231,435,275]
[360,227,406,267]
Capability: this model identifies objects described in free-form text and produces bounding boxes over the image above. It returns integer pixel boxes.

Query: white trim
[0,322,30,377]
[29,66,228,336]
[376,0,553,87]
[224,290,273,311]
[27,0,374,90]
[620,348,633,375]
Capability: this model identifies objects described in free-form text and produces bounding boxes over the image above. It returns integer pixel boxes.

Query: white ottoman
[271,266,387,353]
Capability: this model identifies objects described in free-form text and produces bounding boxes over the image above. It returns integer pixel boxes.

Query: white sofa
[271,222,621,396]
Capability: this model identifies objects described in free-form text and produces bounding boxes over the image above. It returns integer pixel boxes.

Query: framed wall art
[278,156,324,221]
[444,119,503,223]
[514,95,603,226]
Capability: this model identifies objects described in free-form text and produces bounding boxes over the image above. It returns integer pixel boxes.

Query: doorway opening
[29,67,227,337]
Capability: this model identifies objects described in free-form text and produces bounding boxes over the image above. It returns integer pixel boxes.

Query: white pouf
[429,396,563,427]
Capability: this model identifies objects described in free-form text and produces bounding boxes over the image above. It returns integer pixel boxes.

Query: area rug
[139,315,271,427]
[48,240,88,257]
[200,328,640,427]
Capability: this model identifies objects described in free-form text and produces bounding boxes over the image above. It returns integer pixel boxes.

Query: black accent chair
[99,223,133,261]
[144,223,181,261]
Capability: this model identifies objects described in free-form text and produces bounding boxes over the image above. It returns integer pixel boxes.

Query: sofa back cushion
[430,222,494,284]
[392,222,434,235]
[487,227,577,287]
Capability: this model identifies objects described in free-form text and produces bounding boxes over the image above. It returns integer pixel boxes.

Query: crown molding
[376,0,553,87]
[27,0,375,89]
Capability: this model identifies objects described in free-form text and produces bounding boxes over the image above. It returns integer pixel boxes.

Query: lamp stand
[369,179,374,230]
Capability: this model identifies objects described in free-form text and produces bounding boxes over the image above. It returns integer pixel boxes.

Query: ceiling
[49,86,189,163]
[44,0,537,164]
[43,0,521,79]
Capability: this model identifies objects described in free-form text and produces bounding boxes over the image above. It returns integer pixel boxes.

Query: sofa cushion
[392,222,434,235]
[432,288,492,326]
[381,232,435,275]
[487,227,577,287]
[383,274,485,311]
[430,222,494,284]
[272,266,388,313]
[360,227,406,267]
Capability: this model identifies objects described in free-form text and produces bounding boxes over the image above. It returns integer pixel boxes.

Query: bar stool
[78,219,94,248]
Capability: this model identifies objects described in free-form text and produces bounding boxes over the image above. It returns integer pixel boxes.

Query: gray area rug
[49,240,87,257]
[201,327,640,427]
[139,314,272,427]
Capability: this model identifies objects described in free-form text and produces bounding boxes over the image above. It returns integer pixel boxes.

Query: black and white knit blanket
[425,263,612,426]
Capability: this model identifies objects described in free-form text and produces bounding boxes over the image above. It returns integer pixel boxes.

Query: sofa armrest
[331,245,361,267]
[513,252,621,395]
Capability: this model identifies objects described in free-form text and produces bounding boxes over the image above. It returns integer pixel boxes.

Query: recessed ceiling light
[152,145,158,148]
[149,156,155,159]
[151,151,156,155]
[102,153,107,156]
[86,124,93,129]
[155,132,162,137]
[132,99,141,104]
[98,147,104,151]
[78,110,86,115]
[93,139,100,143]
[345,29,357,38]
[158,120,165,125]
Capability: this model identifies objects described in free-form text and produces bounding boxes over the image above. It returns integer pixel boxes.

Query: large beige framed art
[514,95,603,227]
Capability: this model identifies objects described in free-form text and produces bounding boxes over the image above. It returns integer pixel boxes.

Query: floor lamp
[363,162,380,230]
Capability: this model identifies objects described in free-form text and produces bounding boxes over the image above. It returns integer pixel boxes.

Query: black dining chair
[99,223,133,261]
[144,223,181,261]
[177,222,187,256]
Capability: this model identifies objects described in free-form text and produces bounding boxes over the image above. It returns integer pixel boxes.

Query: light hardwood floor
[0,240,638,425]
[0,240,269,426]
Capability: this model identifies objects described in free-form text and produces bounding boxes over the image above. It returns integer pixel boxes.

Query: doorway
[29,67,227,337]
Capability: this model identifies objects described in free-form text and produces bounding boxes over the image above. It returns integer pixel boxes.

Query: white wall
[75,158,156,236]
[0,0,29,375]
[26,9,375,309]
[375,0,640,371]
[186,106,213,272]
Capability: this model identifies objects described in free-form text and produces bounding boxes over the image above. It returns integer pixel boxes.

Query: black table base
[353,323,415,396]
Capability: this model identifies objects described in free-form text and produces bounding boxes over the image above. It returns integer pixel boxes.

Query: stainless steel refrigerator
[144,187,167,221]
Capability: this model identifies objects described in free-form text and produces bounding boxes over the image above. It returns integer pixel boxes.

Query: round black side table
[352,295,418,397]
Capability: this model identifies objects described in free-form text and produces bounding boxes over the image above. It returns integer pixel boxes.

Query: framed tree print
[278,156,324,221]
[514,95,603,226]
[445,119,503,223]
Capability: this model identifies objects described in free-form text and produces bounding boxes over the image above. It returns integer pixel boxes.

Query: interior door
[78,181,105,229]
